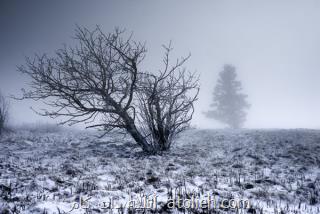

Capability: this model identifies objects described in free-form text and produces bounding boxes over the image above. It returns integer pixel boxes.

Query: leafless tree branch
[17,26,199,154]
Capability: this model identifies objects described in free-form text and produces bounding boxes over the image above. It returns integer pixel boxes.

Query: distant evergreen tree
[204,64,250,128]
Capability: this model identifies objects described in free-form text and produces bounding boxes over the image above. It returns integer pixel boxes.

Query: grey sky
[1,0,320,129]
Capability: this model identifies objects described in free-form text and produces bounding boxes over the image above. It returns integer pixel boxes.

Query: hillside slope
[0,129,320,213]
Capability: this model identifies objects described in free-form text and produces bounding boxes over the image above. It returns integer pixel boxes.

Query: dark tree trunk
[122,112,155,154]
[126,124,155,154]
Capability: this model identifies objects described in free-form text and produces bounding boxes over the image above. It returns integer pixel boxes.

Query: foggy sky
[1,0,320,129]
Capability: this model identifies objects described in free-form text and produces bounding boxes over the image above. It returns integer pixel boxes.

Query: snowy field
[1,128,320,213]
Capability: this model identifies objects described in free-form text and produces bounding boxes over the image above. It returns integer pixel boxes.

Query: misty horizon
[1,0,320,129]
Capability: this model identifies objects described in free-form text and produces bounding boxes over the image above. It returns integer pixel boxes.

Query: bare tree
[0,92,9,136]
[137,43,199,151]
[18,26,199,154]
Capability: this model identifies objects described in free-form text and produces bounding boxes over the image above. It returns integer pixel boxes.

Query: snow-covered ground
[1,128,320,213]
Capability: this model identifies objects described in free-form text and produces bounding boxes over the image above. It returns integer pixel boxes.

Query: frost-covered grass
[1,128,320,213]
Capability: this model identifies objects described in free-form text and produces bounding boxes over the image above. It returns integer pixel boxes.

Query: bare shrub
[18,26,199,154]
[137,43,199,151]
[0,92,9,136]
